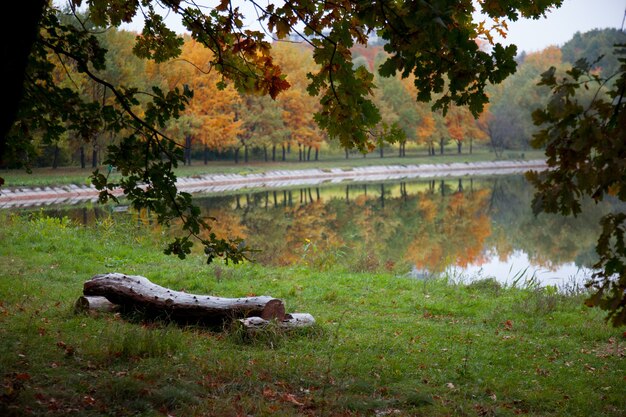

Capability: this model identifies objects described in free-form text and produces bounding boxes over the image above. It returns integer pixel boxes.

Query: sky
[483,0,626,53]
[114,0,626,53]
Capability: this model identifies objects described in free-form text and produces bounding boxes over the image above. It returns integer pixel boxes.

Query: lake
[5,174,621,289]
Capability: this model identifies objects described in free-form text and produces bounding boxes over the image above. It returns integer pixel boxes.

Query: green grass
[0,148,546,188]
[1,213,623,416]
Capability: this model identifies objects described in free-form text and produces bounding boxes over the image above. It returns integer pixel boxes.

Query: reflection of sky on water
[446,250,594,289]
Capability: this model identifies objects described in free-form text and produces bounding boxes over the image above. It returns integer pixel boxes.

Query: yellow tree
[272,43,323,161]
[445,105,487,154]
[156,38,243,164]
[417,113,436,155]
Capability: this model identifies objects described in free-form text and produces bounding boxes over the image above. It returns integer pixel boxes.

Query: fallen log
[239,313,316,331]
[74,295,119,313]
[83,273,284,323]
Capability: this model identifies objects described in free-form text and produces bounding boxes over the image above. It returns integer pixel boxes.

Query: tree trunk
[469,137,473,155]
[234,148,240,164]
[379,144,384,158]
[264,146,268,162]
[82,273,286,324]
[244,145,248,163]
[345,148,349,159]
[298,144,302,161]
[439,138,444,155]
[92,146,98,168]
[185,135,192,165]
[52,144,59,169]
[272,145,276,161]
[314,148,319,161]
[0,1,47,159]
[457,141,462,154]
[282,144,286,161]
[307,146,312,161]
[204,144,209,165]
[80,146,85,169]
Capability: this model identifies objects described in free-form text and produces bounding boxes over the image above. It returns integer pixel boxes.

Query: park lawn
[0,213,624,416]
[0,148,546,188]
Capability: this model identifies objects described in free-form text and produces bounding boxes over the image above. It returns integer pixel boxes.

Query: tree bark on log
[83,273,284,324]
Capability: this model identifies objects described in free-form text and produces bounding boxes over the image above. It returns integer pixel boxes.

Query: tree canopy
[527,43,626,326]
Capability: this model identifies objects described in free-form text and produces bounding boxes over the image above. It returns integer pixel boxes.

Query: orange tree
[3,0,562,265]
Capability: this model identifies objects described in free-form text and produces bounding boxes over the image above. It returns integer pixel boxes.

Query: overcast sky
[485,0,626,52]
[116,0,625,53]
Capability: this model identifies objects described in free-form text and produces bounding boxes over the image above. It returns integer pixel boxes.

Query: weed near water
[0,214,624,416]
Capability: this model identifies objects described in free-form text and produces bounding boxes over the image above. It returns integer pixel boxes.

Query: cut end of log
[260,299,286,321]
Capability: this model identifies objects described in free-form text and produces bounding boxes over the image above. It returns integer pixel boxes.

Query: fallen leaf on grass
[281,393,304,406]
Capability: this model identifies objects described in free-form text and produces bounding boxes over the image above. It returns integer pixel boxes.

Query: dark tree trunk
[92,146,98,168]
[298,144,302,161]
[0,1,47,163]
[80,145,86,169]
[264,146,268,162]
[314,148,319,161]
[204,144,209,165]
[379,144,384,158]
[244,145,248,163]
[185,135,192,165]
[345,148,349,159]
[52,144,59,169]
[282,144,286,161]
[469,137,473,155]
[439,138,445,155]
[307,146,312,161]
[272,145,276,161]
[234,148,240,164]
[457,141,462,154]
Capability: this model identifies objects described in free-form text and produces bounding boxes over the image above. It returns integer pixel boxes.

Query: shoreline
[0,159,546,208]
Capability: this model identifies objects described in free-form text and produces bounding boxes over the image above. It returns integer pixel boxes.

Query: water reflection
[7,176,624,287]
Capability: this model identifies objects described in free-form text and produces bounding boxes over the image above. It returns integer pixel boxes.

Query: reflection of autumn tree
[349,190,404,269]
[486,177,617,269]
[281,200,343,265]
[235,195,294,265]
[403,186,492,271]
[199,207,248,245]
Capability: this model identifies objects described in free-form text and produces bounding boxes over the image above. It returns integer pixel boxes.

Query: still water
[9,175,623,288]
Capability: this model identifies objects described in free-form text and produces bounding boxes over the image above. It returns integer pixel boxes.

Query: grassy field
[1,213,624,416]
[0,148,546,188]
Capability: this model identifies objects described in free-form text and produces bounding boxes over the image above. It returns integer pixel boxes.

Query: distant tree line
[4,23,623,170]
